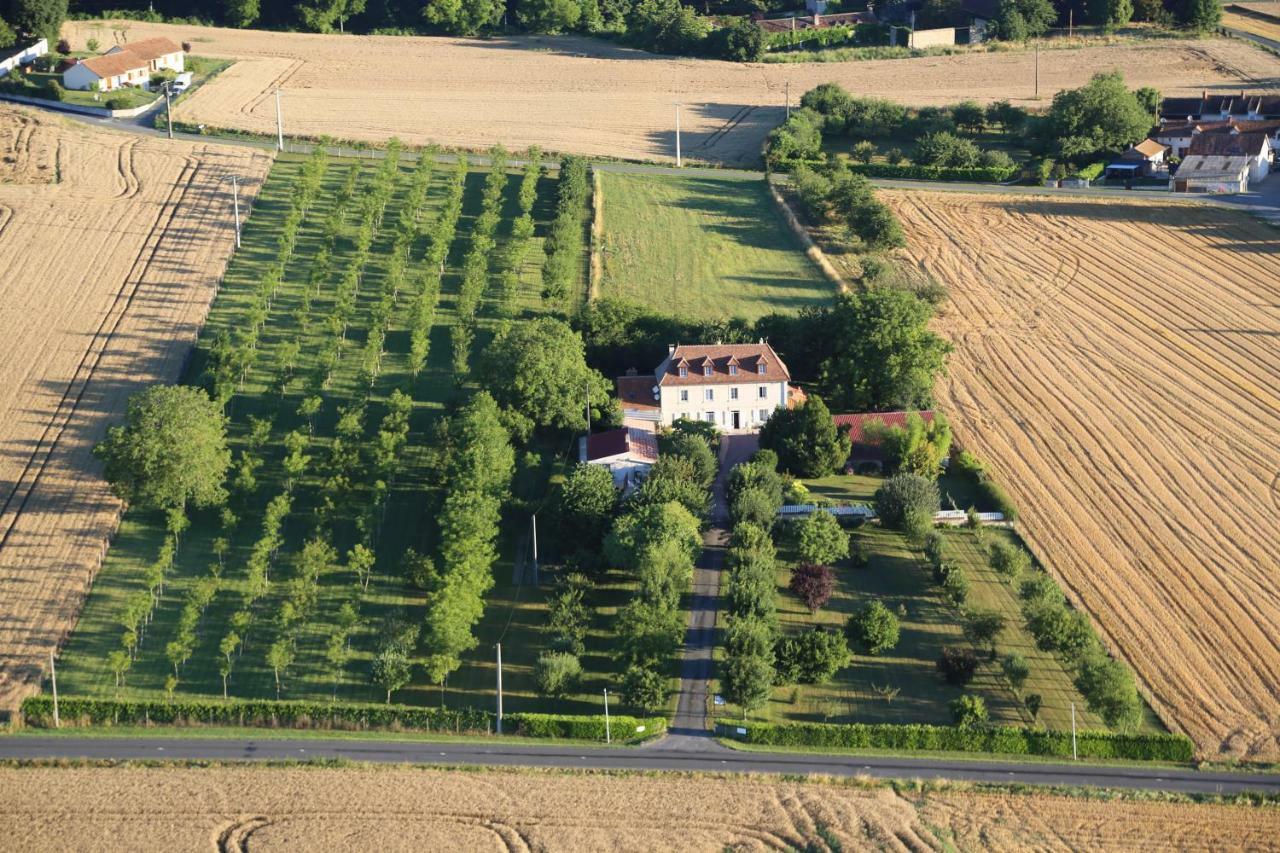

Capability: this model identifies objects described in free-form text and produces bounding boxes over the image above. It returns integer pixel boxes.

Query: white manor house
[617,341,794,432]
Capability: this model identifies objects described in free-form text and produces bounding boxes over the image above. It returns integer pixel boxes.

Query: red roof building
[832,411,935,468]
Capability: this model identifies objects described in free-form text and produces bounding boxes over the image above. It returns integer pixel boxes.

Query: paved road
[2,735,1279,794]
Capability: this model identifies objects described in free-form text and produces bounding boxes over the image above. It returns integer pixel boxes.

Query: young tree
[296,0,366,32]
[422,0,504,35]
[265,639,294,698]
[962,607,1007,655]
[1025,693,1043,721]
[547,573,591,655]
[535,651,583,697]
[94,385,231,512]
[605,500,702,573]
[950,694,989,727]
[1176,0,1222,29]
[937,646,979,686]
[1075,651,1143,730]
[796,511,850,566]
[348,543,375,593]
[758,395,851,478]
[555,462,618,562]
[789,563,835,614]
[989,540,1031,580]
[621,664,667,713]
[875,473,940,542]
[372,644,413,704]
[773,628,852,684]
[1002,652,1031,692]
[1045,72,1152,161]
[865,413,953,479]
[107,649,131,690]
[723,650,774,715]
[661,432,717,489]
[7,0,66,42]
[846,601,900,655]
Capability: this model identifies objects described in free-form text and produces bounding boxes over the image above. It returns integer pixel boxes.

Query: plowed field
[63,20,1280,165]
[2,765,1277,851]
[0,105,271,712]
[888,190,1280,759]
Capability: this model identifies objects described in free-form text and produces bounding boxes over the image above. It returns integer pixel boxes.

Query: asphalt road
[1,735,1278,794]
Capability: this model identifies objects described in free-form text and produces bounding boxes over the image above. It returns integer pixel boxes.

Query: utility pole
[1034,40,1040,101]
[674,102,682,168]
[785,81,791,120]
[495,643,504,734]
[585,383,591,432]
[1071,702,1078,760]
[163,81,173,140]
[49,651,59,729]
[1069,8,1074,37]
[531,513,539,586]
[603,688,611,744]
[275,87,284,152]
[229,175,242,249]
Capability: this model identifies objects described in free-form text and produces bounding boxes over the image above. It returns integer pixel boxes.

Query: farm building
[1170,155,1251,193]
[1153,117,1280,158]
[63,37,184,92]
[1159,92,1280,122]
[647,342,793,432]
[578,427,658,490]
[832,410,935,472]
[1105,139,1169,180]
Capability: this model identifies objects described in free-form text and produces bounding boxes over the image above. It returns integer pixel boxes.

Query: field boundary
[765,177,850,292]
[589,169,603,300]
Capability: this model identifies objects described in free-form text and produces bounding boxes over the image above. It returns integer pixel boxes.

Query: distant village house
[62,37,185,92]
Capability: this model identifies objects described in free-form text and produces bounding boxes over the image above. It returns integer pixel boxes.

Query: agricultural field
[1224,4,1280,42]
[889,190,1280,760]
[3,764,1279,850]
[0,104,271,713]
[61,20,1280,165]
[596,172,831,320]
[51,145,623,716]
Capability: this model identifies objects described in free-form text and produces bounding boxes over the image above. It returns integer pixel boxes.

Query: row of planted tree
[91,142,597,707]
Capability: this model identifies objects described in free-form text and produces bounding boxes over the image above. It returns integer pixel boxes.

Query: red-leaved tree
[789,563,835,614]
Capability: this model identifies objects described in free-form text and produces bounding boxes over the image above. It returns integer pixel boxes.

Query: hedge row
[719,721,1194,762]
[507,713,666,741]
[20,697,662,742]
[843,161,1018,183]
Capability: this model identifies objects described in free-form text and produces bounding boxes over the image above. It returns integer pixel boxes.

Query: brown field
[1225,8,1280,42]
[887,190,1280,760]
[0,105,271,712]
[1,765,1277,851]
[63,21,1280,166]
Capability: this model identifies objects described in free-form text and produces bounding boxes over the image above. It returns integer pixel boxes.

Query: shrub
[1025,693,1043,720]
[1075,651,1143,731]
[937,646,979,686]
[796,510,849,566]
[789,562,835,614]
[951,694,989,727]
[981,149,1015,170]
[923,531,945,566]
[620,664,668,713]
[847,601,900,655]
[874,473,939,541]
[841,161,1017,183]
[105,96,132,111]
[1002,652,1031,692]
[535,651,583,698]
[774,628,852,684]
[914,131,982,168]
[719,720,1194,761]
[851,140,877,163]
[885,146,905,165]
[961,607,1006,654]
[989,540,1031,580]
[509,713,665,740]
[707,16,765,62]
[942,566,970,605]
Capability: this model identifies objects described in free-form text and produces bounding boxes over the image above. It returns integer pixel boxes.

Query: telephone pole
[674,102,682,168]
[495,643,504,734]
[785,81,791,120]
[1071,702,1078,760]
[229,175,242,248]
[603,688,611,744]
[531,513,539,586]
[275,87,284,151]
[1034,41,1040,100]
[49,651,59,729]
[163,81,173,140]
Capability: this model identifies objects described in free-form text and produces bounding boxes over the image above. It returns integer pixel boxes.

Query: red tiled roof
[832,411,935,445]
[1189,132,1269,157]
[584,428,658,464]
[657,343,790,387]
[109,37,182,62]
[616,375,659,411]
[80,52,148,78]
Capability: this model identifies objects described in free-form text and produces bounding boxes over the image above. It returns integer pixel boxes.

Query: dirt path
[63,21,1280,164]
[887,189,1280,760]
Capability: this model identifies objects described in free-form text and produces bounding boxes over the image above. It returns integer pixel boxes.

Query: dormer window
[678,366,688,377]
[703,364,712,376]
[729,364,737,376]
[757,363,766,375]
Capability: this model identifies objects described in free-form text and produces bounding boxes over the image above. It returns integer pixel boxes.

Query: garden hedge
[842,162,1018,183]
[20,697,663,742]
[718,721,1194,762]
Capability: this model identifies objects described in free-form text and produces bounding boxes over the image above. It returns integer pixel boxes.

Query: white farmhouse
[620,342,793,432]
[63,37,185,92]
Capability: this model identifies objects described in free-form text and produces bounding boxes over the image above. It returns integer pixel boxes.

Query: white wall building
[648,342,792,432]
[63,37,185,92]
[0,39,48,78]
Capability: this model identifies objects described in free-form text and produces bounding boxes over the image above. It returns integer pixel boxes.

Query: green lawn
[53,151,625,718]
[711,511,1162,733]
[596,171,833,320]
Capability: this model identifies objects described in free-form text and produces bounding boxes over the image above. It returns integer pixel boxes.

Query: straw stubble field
[2,765,1278,851]
[888,190,1280,760]
[0,105,271,712]
[63,21,1280,165]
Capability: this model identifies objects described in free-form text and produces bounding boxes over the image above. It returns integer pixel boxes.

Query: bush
[1002,652,1031,692]
[707,17,765,62]
[851,140,877,163]
[719,720,1194,761]
[923,530,945,566]
[796,510,849,566]
[840,161,1017,183]
[1073,161,1106,181]
[620,664,668,713]
[914,131,982,168]
[789,562,835,613]
[942,566,970,605]
[535,651,583,698]
[509,712,665,741]
[885,147,905,165]
[951,694,989,727]
[774,628,851,684]
[875,473,939,541]
[105,96,132,111]
[989,540,1031,580]
[847,600,900,655]
[937,646,979,686]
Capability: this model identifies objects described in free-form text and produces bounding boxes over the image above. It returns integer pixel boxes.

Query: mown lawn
[54,151,629,717]
[596,171,833,320]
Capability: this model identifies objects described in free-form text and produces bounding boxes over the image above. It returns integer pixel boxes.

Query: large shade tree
[94,385,231,512]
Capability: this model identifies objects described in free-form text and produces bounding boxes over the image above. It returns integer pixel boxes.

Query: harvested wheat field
[887,190,1280,759]
[0,105,271,713]
[63,21,1280,165]
[2,765,1278,851]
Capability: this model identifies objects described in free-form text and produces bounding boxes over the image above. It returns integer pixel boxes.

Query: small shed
[578,427,658,491]
[1107,139,1169,179]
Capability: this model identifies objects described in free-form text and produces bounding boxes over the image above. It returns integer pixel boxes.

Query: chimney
[626,367,638,376]
[814,11,821,27]
[667,344,676,355]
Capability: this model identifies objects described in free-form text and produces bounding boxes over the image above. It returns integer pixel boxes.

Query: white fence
[779,504,1006,524]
